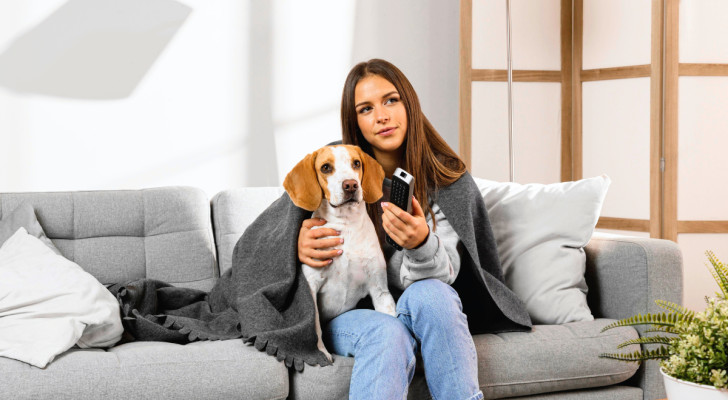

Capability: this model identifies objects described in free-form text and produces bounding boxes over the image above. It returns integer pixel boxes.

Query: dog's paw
[317,341,333,363]
[320,347,333,363]
[373,293,397,317]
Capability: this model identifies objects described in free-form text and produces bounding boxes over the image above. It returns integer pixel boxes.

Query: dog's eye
[320,164,332,174]
[353,159,361,169]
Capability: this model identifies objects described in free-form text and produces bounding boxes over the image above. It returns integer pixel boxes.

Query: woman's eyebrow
[355,91,399,109]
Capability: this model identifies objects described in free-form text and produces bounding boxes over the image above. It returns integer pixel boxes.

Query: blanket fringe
[243,334,332,372]
[123,303,331,371]
[160,315,241,341]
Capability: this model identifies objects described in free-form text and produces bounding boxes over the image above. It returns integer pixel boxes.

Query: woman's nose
[375,108,389,123]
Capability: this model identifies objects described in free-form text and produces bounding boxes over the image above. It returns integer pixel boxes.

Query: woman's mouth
[377,127,395,136]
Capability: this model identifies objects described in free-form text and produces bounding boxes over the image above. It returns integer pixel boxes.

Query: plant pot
[661,367,728,399]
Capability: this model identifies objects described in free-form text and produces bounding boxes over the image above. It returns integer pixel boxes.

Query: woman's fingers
[382,201,414,223]
[297,218,343,268]
[410,196,425,218]
[309,227,341,241]
[302,255,334,268]
[381,204,409,246]
[301,218,327,230]
[382,207,408,232]
[302,243,342,268]
[381,200,429,249]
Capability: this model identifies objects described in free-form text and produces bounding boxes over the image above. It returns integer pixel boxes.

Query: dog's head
[283,145,385,211]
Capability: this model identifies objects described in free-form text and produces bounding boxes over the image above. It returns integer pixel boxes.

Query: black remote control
[386,168,415,251]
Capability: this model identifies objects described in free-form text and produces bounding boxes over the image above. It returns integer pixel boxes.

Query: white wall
[0,0,459,198]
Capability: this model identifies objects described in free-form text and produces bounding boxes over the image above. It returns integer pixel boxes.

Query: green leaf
[644,326,680,335]
[601,313,683,333]
[706,250,728,299]
[599,346,670,362]
[616,335,674,349]
[655,300,694,319]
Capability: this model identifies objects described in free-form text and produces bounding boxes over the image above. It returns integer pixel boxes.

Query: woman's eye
[321,164,332,173]
[385,97,399,105]
[358,106,372,114]
[353,160,361,168]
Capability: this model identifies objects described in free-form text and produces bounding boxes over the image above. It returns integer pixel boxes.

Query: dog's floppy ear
[357,147,385,203]
[283,151,323,211]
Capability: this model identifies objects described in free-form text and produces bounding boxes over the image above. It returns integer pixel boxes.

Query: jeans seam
[327,330,360,358]
[408,311,423,343]
[396,307,411,318]
[403,353,417,400]
[329,331,358,339]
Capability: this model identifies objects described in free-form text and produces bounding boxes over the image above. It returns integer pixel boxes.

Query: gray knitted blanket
[110,192,330,371]
[110,171,532,372]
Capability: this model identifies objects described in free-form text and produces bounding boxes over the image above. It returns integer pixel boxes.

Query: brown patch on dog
[350,146,384,203]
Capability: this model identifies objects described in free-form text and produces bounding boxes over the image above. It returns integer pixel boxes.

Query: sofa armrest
[585,233,682,320]
[584,233,683,400]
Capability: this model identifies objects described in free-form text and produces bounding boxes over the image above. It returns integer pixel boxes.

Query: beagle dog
[283,144,396,362]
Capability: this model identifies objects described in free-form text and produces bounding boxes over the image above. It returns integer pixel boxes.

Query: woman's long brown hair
[341,59,467,232]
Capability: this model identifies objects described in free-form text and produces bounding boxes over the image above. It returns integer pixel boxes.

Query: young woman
[297,59,531,400]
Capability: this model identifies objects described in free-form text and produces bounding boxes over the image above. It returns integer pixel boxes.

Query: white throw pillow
[0,227,123,368]
[473,175,610,325]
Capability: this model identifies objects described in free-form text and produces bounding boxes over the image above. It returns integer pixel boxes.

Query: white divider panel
[471,82,510,182]
[582,78,651,220]
[472,0,507,70]
[678,234,728,312]
[582,0,651,69]
[511,82,561,184]
[594,229,650,238]
[677,77,728,220]
[510,0,561,70]
[472,0,561,70]
[471,82,561,184]
[679,0,728,63]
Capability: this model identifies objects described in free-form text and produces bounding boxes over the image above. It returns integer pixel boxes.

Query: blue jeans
[323,279,484,400]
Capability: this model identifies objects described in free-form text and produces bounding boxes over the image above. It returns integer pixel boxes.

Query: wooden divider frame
[459,0,473,171]
[459,0,728,240]
[664,0,679,241]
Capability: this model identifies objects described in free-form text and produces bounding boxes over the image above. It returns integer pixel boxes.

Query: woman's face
[354,74,407,157]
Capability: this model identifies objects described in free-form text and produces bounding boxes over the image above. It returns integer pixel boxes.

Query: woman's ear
[283,151,322,211]
[358,147,384,203]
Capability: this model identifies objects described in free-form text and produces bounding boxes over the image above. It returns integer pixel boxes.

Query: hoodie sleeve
[398,203,461,288]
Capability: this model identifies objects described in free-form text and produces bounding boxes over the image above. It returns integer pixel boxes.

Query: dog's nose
[342,180,359,194]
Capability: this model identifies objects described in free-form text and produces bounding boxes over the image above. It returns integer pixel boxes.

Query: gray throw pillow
[0,202,61,255]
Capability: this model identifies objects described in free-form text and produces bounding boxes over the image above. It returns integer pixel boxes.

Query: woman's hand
[381,196,430,250]
[297,218,343,267]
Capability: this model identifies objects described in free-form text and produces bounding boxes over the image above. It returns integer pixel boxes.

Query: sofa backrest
[211,187,285,276]
[0,187,218,291]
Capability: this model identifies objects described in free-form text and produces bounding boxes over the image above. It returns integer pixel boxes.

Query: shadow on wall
[0,0,190,99]
[245,0,279,187]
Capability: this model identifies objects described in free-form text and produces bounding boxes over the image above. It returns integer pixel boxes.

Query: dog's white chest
[303,206,388,323]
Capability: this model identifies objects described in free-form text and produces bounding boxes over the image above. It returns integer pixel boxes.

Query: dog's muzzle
[332,179,359,207]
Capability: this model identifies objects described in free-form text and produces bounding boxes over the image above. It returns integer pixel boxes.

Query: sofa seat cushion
[0,340,288,400]
[289,354,432,400]
[477,319,640,399]
[290,319,638,400]
[506,385,642,399]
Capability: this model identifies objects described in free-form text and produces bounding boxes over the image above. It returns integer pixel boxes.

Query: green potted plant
[600,251,728,399]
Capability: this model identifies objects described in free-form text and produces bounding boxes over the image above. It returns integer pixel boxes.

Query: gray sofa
[0,186,682,400]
